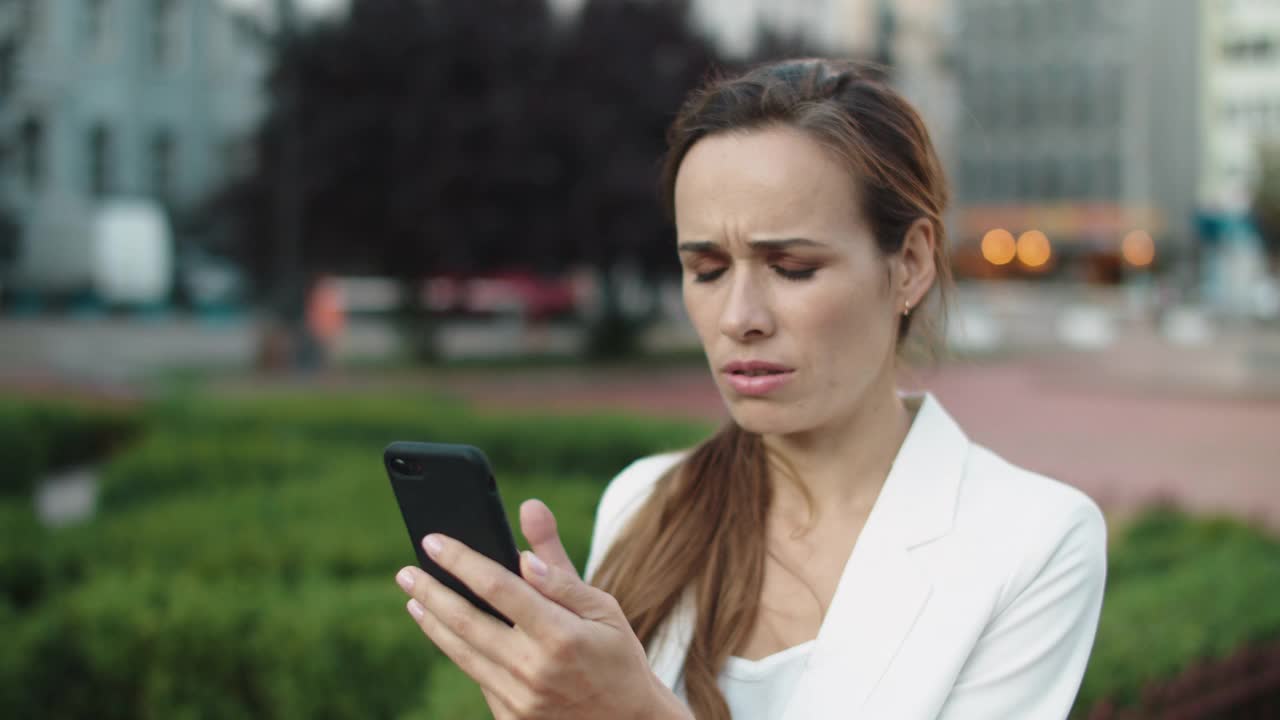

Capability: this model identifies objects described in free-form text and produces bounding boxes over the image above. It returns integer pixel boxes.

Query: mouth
[720,361,796,396]
[721,361,794,376]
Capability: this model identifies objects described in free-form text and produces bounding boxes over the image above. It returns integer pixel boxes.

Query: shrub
[0,399,141,496]
[1073,509,1280,713]
[33,458,604,622]
[1,572,434,720]
[144,390,707,478]
[2,389,703,716]
[31,391,1280,717]
[96,428,321,511]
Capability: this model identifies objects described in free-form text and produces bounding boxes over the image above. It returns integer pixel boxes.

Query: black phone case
[384,441,521,626]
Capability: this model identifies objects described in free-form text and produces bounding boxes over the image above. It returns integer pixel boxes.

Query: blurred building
[950,0,1202,283]
[0,0,268,297]
[1202,0,1280,214]
[550,0,960,207]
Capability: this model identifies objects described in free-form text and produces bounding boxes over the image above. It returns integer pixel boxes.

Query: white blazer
[585,393,1107,719]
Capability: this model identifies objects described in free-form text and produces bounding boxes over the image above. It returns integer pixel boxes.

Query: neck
[762,378,914,527]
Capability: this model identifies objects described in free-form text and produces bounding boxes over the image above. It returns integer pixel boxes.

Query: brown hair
[591,59,952,720]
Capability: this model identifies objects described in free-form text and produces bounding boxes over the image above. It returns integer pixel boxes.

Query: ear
[892,217,938,314]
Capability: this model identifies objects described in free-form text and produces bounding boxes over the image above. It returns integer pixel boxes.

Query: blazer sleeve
[935,500,1108,720]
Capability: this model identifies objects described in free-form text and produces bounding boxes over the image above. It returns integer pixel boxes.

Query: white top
[585,393,1107,720]
[719,642,815,720]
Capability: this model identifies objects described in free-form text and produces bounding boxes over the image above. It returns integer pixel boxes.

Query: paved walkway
[434,357,1280,530]
[4,312,1278,529]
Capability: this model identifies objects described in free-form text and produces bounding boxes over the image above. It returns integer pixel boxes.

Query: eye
[693,267,727,283]
[773,266,818,281]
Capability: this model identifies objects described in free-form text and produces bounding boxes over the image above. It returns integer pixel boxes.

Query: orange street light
[1122,229,1155,267]
[1017,230,1052,269]
[981,228,1017,265]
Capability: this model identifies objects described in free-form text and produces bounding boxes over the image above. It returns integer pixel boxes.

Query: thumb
[518,499,614,620]
[519,498,577,575]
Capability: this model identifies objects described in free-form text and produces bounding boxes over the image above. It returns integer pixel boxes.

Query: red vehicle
[423,270,581,321]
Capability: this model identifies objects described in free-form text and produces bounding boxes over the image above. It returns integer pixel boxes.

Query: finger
[520,549,617,623]
[482,687,520,720]
[520,498,577,575]
[419,534,576,640]
[403,594,528,714]
[402,566,516,663]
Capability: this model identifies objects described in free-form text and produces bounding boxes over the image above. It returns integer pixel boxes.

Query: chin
[723,396,813,436]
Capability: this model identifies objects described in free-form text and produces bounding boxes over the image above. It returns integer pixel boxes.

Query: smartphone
[384,441,522,626]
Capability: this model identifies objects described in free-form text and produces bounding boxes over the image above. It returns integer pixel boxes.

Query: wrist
[642,674,694,720]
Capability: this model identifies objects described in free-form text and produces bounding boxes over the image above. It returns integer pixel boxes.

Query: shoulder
[960,442,1105,541]
[953,443,1107,611]
[584,451,686,582]
[596,451,686,531]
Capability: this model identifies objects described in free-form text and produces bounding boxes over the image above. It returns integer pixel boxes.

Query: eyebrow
[676,238,826,253]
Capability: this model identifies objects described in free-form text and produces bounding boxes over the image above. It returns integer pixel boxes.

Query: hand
[396,499,692,720]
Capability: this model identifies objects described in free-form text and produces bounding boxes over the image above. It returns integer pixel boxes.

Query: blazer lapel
[781,393,968,718]
[645,394,969,713]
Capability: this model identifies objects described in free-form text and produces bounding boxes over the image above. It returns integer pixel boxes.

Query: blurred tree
[227,0,559,361]
[1254,142,1280,270]
[745,25,822,67]
[548,0,719,357]
[227,0,723,361]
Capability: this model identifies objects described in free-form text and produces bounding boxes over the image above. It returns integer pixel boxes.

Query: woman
[394,59,1107,719]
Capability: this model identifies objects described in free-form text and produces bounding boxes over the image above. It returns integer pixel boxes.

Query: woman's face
[674,125,902,437]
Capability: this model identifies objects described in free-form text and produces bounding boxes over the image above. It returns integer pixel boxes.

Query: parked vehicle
[4,196,174,308]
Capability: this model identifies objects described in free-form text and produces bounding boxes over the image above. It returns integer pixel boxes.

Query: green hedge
[96,428,322,511]
[1073,507,1280,714]
[145,390,708,476]
[1,573,434,719]
[5,391,1279,718]
[65,464,605,590]
[0,399,141,496]
[92,390,707,511]
[1,389,697,718]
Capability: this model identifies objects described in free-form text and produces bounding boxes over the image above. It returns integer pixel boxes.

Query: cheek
[792,280,891,366]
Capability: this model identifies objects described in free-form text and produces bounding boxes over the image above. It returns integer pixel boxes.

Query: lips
[721,360,795,396]
[721,360,794,375]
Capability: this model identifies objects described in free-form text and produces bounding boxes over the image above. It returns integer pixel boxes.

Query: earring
[902,301,912,317]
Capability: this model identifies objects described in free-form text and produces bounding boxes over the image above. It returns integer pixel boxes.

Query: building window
[84,0,111,54]
[1223,35,1277,61]
[1100,154,1120,199]
[1043,161,1063,199]
[151,0,180,67]
[20,117,44,189]
[150,129,175,198]
[0,40,14,96]
[16,0,46,52]
[88,123,114,198]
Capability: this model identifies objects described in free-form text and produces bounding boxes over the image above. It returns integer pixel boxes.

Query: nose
[719,267,775,342]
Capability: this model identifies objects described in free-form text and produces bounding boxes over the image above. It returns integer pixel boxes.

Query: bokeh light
[981,228,1017,266]
[1122,230,1155,268]
[1016,230,1052,269]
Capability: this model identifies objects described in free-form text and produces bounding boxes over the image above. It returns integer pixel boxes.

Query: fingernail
[407,598,425,620]
[423,534,443,557]
[396,568,415,593]
[525,551,548,578]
